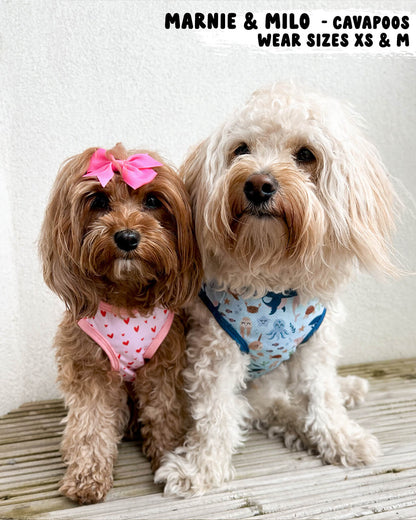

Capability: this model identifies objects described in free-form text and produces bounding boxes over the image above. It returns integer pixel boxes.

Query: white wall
[1,0,415,415]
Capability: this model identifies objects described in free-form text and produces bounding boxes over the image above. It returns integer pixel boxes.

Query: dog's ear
[180,139,217,258]
[317,110,397,276]
[155,162,203,309]
[180,139,210,215]
[39,148,99,319]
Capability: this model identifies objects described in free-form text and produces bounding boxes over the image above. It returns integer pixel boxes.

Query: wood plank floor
[1,359,415,519]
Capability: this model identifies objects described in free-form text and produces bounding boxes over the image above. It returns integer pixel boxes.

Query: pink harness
[78,302,174,382]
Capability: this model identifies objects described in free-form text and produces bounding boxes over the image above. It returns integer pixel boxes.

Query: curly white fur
[155,83,397,497]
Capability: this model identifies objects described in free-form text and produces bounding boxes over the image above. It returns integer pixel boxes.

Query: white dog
[155,83,397,497]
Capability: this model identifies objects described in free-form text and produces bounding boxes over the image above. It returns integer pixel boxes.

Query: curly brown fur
[39,143,201,504]
[55,312,129,504]
[135,314,190,472]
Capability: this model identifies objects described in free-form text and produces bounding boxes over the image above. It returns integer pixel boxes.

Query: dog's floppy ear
[39,148,99,319]
[180,139,216,255]
[180,139,210,213]
[154,161,203,309]
[317,109,397,276]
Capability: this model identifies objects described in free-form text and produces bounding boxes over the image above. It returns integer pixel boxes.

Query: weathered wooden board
[1,359,415,519]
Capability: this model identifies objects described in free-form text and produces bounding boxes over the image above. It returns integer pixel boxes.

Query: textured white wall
[1,0,415,415]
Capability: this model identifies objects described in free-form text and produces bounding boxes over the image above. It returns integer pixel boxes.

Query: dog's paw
[154,457,200,497]
[312,421,381,467]
[60,468,113,504]
[155,449,234,497]
[267,424,306,452]
[339,375,369,409]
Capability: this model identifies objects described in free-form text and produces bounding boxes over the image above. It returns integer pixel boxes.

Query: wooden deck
[1,359,416,519]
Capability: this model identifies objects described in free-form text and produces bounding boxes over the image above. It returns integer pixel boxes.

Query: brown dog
[40,143,201,504]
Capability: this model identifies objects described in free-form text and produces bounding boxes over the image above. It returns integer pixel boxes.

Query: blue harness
[199,283,326,379]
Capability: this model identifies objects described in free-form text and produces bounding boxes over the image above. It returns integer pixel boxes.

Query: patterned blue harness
[199,283,326,379]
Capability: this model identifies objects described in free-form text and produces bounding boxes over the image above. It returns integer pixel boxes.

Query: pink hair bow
[84,148,163,189]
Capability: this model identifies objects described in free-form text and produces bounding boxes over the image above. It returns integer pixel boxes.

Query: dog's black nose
[244,174,278,205]
[114,230,141,251]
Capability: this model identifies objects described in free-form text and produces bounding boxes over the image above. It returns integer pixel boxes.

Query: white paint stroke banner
[165,10,416,56]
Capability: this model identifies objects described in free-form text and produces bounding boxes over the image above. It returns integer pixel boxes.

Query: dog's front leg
[155,310,250,497]
[135,318,190,472]
[282,320,380,466]
[59,369,128,504]
[57,325,129,504]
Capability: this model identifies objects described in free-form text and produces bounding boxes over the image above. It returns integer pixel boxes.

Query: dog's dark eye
[233,143,250,156]
[89,192,110,211]
[295,147,316,163]
[144,194,162,209]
